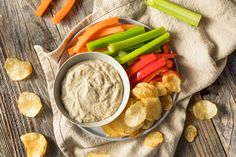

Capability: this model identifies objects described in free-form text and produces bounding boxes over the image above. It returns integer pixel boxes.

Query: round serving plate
[58,18,179,141]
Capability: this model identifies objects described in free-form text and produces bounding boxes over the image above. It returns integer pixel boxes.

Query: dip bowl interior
[54,52,130,127]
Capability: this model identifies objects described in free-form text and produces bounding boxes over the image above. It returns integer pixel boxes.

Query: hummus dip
[61,59,124,123]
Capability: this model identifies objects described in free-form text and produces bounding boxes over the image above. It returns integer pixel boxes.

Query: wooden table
[0,0,235,156]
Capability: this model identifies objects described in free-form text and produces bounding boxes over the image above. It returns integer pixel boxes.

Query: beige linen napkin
[34,0,236,156]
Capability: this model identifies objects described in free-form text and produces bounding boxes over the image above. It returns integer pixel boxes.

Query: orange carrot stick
[74,17,119,52]
[68,46,88,55]
[93,26,124,39]
[35,0,52,17]
[121,24,137,29]
[52,0,76,24]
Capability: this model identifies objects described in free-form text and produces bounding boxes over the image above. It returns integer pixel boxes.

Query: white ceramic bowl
[54,52,130,127]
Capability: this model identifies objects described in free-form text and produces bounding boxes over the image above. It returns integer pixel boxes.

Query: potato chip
[144,131,164,148]
[132,83,158,99]
[125,97,137,110]
[160,95,173,110]
[193,100,217,120]
[184,124,198,142]
[130,129,145,137]
[162,74,181,93]
[4,58,32,81]
[101,125,122,138]
[87,152,110,157]
[124,101,147,127]
[142,120,155,129]
[102,113,141,137]
[141,98,162,121]
[18,92,42,117]
[20,132,47,157]
[149,81,167,96]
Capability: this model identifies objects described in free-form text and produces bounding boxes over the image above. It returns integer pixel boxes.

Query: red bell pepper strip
[166,59,174,68]
[155,53,177,59]
[130,58,167,84]
[126,54,158,77]
[141,66,168,82]
[162,44,170,54]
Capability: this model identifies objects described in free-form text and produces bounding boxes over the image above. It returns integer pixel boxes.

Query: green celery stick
[114,50,128,60]
[108,27,166,53]
[124,43,145,51]
[147,0,202,27]
[117,32,170,64]
[87,26,145,51]
[101,50,117,56]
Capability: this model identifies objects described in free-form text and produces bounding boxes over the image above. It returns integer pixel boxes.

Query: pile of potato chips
[102,73,181,138]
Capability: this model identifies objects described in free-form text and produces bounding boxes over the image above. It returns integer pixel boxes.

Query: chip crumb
[4,57,32,81]
[193,100,217,120]
[184,124,198,142]
[144,131,164,148]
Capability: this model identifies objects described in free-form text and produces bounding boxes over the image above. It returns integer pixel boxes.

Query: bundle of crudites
[34,0,236,156]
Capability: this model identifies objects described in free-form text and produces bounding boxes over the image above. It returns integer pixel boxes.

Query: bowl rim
[53,52,130,127]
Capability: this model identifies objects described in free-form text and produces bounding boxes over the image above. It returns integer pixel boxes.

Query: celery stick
[108,27,166,53]
[87,26,145,51]
[147,0,201,27]
[124,43,145,51]
[117,32,170,64]
[101,50,117,56]
[114,50,128,60]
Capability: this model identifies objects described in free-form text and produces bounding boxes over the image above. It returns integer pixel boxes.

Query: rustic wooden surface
[0,0,235,157]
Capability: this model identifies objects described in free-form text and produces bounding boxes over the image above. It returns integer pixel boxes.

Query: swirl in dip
[61,59,124,123]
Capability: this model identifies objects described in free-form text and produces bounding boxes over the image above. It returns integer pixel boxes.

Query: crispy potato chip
[149,81,167,96]
[18,92,42,117]
[142,120,155,129]
[160,95,173,110]
[20,132,47,157]
[193,100,217,120]
[102,113,141,137]
[162,74,181,93]
[101,125,122,138]
[4,58,32,81]
[124,101,147,127]
[125,97,137,110]
[132,83,158,99]
[184,124,198,142]
[141,98,162,121]
[144,131,164,148]
[130,129,145,137]
[87,152,110,157]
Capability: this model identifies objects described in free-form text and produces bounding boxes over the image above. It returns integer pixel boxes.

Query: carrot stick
[52,0,76,24]
[74,17,119,52]
[35,0,52,17]
[121,24,137,29]
[93,26,125,39]
[67,46,88,55]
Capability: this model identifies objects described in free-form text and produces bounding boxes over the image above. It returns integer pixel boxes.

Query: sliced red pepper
[162,44,170,54]
[126,53,158,77]
[155,53,177,59]
[130,58,166,84]
[141,66,168,83]
[166,59,174,68]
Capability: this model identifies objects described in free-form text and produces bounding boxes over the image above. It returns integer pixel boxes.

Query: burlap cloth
[34,0,236,156]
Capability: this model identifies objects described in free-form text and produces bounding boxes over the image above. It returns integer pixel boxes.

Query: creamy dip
[61,59,124,123]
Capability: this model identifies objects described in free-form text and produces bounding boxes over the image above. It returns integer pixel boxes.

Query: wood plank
[175,93,227,157]
[202,52,236,157]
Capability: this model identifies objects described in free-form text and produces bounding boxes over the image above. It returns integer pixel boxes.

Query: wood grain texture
[0,0,93,156]
[0,0,235,156]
